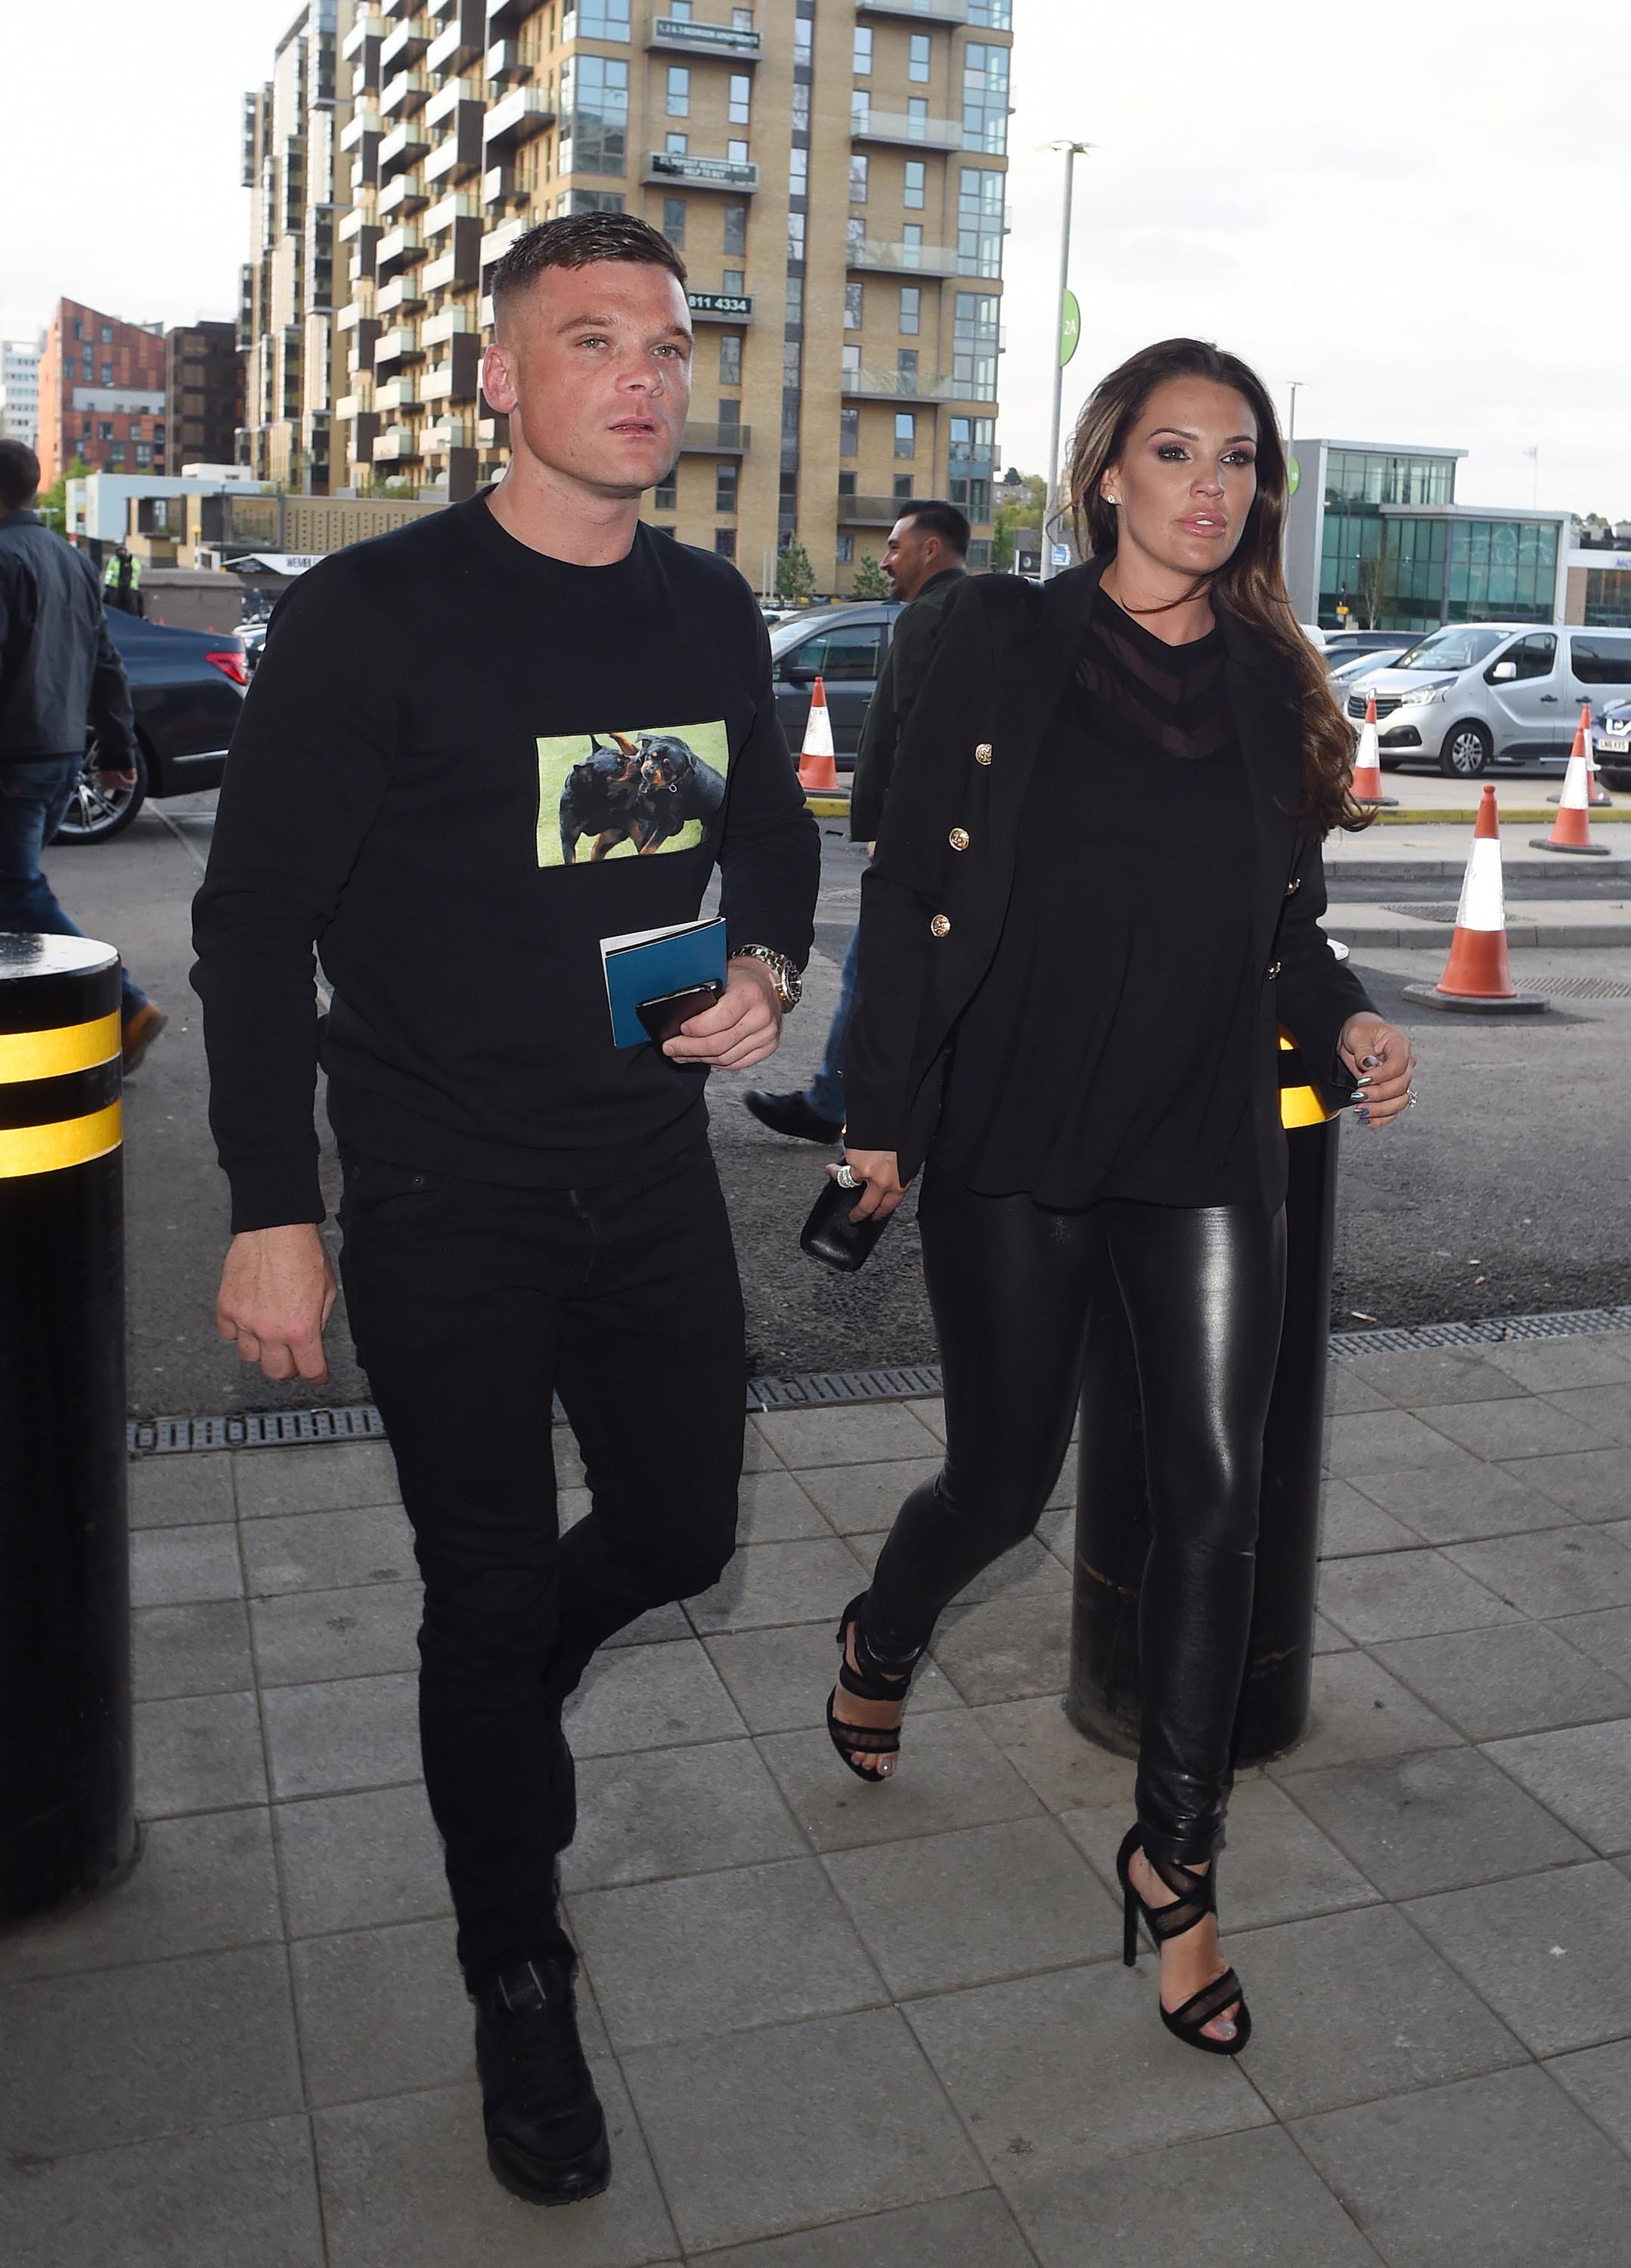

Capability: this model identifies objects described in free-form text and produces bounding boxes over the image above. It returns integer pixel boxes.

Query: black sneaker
[471,1957,610,2206]
[743,1089,843,1144]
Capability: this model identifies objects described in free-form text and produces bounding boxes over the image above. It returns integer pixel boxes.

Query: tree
[1356,545,1389,630]
[36,454,91,535]
[991,471,1046,571]
[775,536,815,603]
[851,550,890,599]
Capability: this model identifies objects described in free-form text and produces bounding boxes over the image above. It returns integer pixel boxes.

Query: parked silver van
[1348,624,1631,776]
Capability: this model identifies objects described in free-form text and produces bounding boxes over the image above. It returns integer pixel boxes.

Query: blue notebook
[600,916,728,1049]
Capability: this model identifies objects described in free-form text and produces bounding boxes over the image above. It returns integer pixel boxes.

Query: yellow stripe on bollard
[0,1012,121,1085]
[0,1101,123,1179]
[1277,1034,1339,1130]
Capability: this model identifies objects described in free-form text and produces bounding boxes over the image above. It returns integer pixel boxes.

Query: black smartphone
[637,980,724,1046]
[801,1171,892,1272]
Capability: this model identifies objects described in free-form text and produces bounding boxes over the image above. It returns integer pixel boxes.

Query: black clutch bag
[801,1169,891,1272]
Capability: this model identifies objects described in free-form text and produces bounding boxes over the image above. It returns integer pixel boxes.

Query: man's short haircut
[898,499,971,558]
[0,439,41,511]
[489,212,688,333]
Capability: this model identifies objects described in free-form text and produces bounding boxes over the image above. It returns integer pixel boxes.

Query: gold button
[1285,877,1302,897]
[948,827,970,851]
[930,914,951,938]
[974,742,993,765]
[1267,960,1282,980]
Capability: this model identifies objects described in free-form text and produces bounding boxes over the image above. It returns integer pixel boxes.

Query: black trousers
[865,1168,1286,1866]
[337,1136,746,1981]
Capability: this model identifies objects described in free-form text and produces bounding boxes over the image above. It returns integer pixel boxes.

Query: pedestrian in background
[0,439,166,1069]
[744,500,968,1145]
[828,338,1416,2057]
[101,543,142,615]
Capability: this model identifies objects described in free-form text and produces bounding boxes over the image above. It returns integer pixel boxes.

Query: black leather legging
[865,1167,1287,1867]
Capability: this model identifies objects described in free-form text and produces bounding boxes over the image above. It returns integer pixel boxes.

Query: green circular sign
[1059,290,1081,370]
[1287,455,1301,496]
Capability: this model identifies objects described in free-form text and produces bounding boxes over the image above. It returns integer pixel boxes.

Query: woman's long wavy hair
[1065,337,1369,836]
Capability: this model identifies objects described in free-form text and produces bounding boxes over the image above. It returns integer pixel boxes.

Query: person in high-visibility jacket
[101,544,142,615]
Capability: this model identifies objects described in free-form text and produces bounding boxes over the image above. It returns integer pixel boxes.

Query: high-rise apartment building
[165,322,245,470]
[241,2,1010,590]
[2,332,45,452]
[36,302,167,488]
[240,2,360,491]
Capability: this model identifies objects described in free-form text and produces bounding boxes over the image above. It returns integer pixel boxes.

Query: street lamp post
[1282,380,1304,581]
[1042,140,1092,584]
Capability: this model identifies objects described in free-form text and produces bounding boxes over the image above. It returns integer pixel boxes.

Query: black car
[769,601,901,762]
[51,610,247,844]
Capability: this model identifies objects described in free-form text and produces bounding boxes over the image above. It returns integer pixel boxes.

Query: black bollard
[0,932,135,1927]
[1065,1039,1341,1768]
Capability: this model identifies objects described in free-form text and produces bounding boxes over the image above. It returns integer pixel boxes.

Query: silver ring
[1406,1089,1419,1107]
[835,1164,860,1189]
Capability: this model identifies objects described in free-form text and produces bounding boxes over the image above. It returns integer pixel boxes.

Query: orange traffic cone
[1404,785,1546,1014]
[1350,693,1397,808]
[797,676,839,793]
[1531,720,1610,856]
[1546,704,1614,808]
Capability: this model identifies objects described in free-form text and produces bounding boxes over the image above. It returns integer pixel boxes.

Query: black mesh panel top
[935,591,1261,1209]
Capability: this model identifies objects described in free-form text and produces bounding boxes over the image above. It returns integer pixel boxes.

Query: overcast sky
[4,0,1626,518]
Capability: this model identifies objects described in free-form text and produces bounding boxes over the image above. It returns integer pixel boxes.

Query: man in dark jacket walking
[0,441,164,1067]
[744,499,966,1143]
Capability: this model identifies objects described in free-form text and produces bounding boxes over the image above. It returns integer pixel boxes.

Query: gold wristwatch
[732,945,803,1012]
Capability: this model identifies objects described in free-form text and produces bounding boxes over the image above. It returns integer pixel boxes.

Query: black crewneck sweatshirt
[191,496,819,1232]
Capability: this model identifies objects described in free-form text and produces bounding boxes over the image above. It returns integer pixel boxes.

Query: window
[896,348,919,392]
[560,53,629,175]
[727,138,749,163]
[1571,634,1631,684]
[909,33,931,82]
[892,473,914,499]
[898,286,920,334]
[654,470,678,511]
[853,25,873,74]
[904,160,926,211]
[787,209,805,260]
[662,196,687,246]
[901,222,923,264]
[895,411,916,459]
[576,0,631,36]
[724,267,745,293]
[841,342,860,380]
[840,405,859,457]
[666,67,690,117]
[836,533,854,564]
[851,89,869,135]
[849,153,868,203]
[957,168,1005,277]
[789,624,882,681]
[962,42,1009,153]
[844,280,864,330]
[733,6,753,25]
[73,319,82,340]
[101,364,113,385]
[969,0,1012,22]
[724,203,748,255]
[792,79,810,129]
[718,394,741,432]
[135,443,151,466]
[666,131,688,153]
[789,146,808,196]
[715,527,736,559]
[784,274,803,323]
[953,291,999,398]
[568,188,625,212]
[101,324,113,343]
[968,538,991,570]
[794,15,811,66]
[1504,634,1556,681]
[783,340,802,385]
[98,420,113,441]
[715,462,738,513]
[729,73,751,126]
[838,470,856,495]
[719,333,742,385]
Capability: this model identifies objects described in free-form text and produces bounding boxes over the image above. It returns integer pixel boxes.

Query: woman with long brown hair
[826,338,1415,2054]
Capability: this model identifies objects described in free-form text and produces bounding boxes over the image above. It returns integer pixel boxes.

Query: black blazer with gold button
[841,556,1378,1206]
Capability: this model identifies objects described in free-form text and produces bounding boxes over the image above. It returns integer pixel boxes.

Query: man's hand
[216,1223,337,1383]
[1338,1013,1416,1130]
[837,1148,912,1222]
[662,959,784,1070]
[98,767,137,791]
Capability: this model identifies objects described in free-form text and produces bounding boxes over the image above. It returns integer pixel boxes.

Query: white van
[1347,624,1631,776]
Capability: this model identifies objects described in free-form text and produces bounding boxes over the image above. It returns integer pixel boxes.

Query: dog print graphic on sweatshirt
[537,720,730,867]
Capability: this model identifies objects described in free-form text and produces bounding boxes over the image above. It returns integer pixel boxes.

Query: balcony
[482,85,555,150]
[680,421,750,454]
[377,224,427,275]
[382,69,433,118]
[423,417,477,453]
[382,0,420,17]
[343,11,386,58]
[422,234,480,293]
[376,273,429,317]
[380,16,432,70]
[841,365,956,401]
[425,189,479,234]
[378,169,428,216]
[424,94,486,183]
[340,106,382,151]
[375,377,420,412]
[687,290,753,324]
[485,0,543,27]
[423,305,477,344]
[374,324,426,367]
[857,0,978,20]
[846,233,958,277]
[380,119,432,175]
[477,412,509,447]
[850,107,962,151]
[485,37,529,84]
[422,346,480,402]
[426,1,487,72]
[373,427,423,463]
[838,493,909,526]
[482,163,529,212]
[479,218,528,270]
[643,151,759,192]
[334,393,369,420]
[647,14,761,60]
[338,205,371,241]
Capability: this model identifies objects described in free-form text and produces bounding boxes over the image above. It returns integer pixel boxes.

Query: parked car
[51,610,247,843]
[1322,630,1422,667]
[1595,696,1631,790]
[1329,647,1410,689]
[769,601,901,761]
[1344,623,1631,776]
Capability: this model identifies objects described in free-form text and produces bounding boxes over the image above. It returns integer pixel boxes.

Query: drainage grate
[127,1314,1631,1453]
[1529,974,1631,1002]
[1379,903,1461,922]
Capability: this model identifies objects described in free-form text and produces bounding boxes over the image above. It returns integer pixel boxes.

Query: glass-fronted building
[1566,546,1631,627]
[1284,438,1569,633]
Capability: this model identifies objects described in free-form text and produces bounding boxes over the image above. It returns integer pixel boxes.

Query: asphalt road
[39,795,1631,1419]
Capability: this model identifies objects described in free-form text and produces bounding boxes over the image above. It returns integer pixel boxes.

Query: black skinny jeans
[338,1136,746,1981]
[866,1167,1286,1867]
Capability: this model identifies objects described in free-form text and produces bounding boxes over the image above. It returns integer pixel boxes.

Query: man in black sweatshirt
[191,215,819,2208]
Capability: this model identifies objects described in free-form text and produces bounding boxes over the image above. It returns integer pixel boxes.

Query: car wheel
[1378,758,1401,772]
[49,737,149,844]
[1602,768,1631,792]
[1438,721,1491,778]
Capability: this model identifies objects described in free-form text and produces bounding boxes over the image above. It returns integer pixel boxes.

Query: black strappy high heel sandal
[826,1592,920,1782]
[1115,1823,1252,2058]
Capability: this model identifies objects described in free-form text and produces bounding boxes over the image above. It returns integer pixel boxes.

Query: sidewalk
[5,1335,1631,2264]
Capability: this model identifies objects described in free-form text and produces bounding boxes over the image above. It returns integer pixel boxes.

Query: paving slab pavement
[5,1344,1631,2263]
